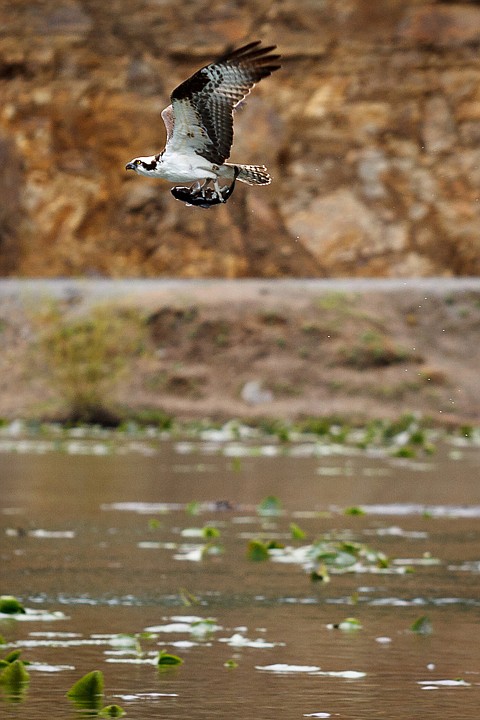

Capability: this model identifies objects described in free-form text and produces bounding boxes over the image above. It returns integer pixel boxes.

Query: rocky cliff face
[2,1,480,277]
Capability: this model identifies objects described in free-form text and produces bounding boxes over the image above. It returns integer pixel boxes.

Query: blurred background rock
[2,0,480,278]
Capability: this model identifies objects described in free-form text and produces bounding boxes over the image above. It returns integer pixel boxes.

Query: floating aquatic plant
[0,650,28,667]
[66,669,104,709]
[157,651,183,668]
[290,522,306,540]
[148,518,162,530]
[343,506,365,516]
[257,495,283,517]
[186,501,201,516]
[99,704,126,717]
[0,596,26,615]
[310,564,330,583]
[0,659,30,700]
[179,588,200,606]
[202,526,221,539]
[410,615,432,635]
[247,539,284,561]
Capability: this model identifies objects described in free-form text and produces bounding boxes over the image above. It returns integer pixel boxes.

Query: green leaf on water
[290,522,306,540]
[0,596,26,615]
[66,670,104,700]
[2,650,23,664]
[393,446,416,458]
[376,554,390,569]
[247,539,270,561]
[231,457,242,472]
[257,495,282,517]
[202,526,220,539]
[410,615,432,635]
[186,501,201,516]
[224,658,238,669]
[148,518,161,530]
[99,704,126,717]
[266,539,285,550]
[0,659,30,686]
[191,618,217,635]
[179,588,200,606]
[157,651,183,668]
[343,506,365,516]
[310,563,330,583]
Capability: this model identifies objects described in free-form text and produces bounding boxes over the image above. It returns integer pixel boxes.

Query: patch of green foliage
[157,651,183,668]
[247,538,284,561]
[202,526,220,539]
[247,539,270,561]
[66,670,104,702]
[99,704,126,717]
[35,302,146,424]
[0,596,25,615]
[0,658,30,699]
[290,522,306,540]
[341,330,409,368]
[257,495,282,517]
[343,506,365,516]
[179,588,200,606]
[410,615,433,635]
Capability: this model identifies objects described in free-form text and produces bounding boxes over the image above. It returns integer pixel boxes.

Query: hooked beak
[125,162,136,171]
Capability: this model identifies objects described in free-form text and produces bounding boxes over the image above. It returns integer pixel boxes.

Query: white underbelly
[157,153,217,183]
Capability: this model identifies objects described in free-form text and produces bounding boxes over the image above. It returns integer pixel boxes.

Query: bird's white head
[125,155,160,176]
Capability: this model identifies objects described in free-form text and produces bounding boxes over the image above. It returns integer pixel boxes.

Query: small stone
[241,380,273,406]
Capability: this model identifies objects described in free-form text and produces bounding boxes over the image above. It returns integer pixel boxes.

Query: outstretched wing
[163,41,281,165]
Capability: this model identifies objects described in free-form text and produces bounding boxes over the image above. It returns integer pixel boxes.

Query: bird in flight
[125,41,281,207]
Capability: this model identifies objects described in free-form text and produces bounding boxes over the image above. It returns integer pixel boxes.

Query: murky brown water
[1,430,480,719]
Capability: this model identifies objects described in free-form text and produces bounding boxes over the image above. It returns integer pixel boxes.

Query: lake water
[1,425,480,719]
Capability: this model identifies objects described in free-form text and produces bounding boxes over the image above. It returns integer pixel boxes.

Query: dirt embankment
[0,279,479,426]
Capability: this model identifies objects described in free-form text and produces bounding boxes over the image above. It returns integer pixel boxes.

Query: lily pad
[0,596,26,615]
[66,670,104,700]
[0,658,30,683]
[290,522,306,540]
[157,651,183,668]
[343,506,365,516]
[247,540,270,561]
[410,615,432,635]
[257,496,282,517]
[99,704,126,717]
[2,650,23,664]
[0,659,30,702]
[202,526,220,539]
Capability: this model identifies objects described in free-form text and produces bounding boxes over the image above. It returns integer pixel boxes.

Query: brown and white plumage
[125,41,281,203]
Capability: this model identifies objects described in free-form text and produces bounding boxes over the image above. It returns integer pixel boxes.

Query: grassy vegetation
[340,330,410,368]
[34,302,146,424]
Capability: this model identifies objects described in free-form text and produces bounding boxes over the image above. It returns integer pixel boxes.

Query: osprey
[125,41,281,207]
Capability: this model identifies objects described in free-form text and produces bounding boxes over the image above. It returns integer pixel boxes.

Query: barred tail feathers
[226,163,272,185]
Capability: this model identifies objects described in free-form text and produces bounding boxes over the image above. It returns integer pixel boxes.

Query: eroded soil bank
[0,278,479,426]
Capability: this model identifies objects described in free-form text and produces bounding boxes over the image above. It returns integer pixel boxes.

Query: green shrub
[37,303,145,423]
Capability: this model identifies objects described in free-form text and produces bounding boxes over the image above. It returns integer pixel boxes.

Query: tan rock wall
[2,0,480,277]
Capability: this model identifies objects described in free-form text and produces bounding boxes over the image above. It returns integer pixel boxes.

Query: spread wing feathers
[164,41,280,165]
